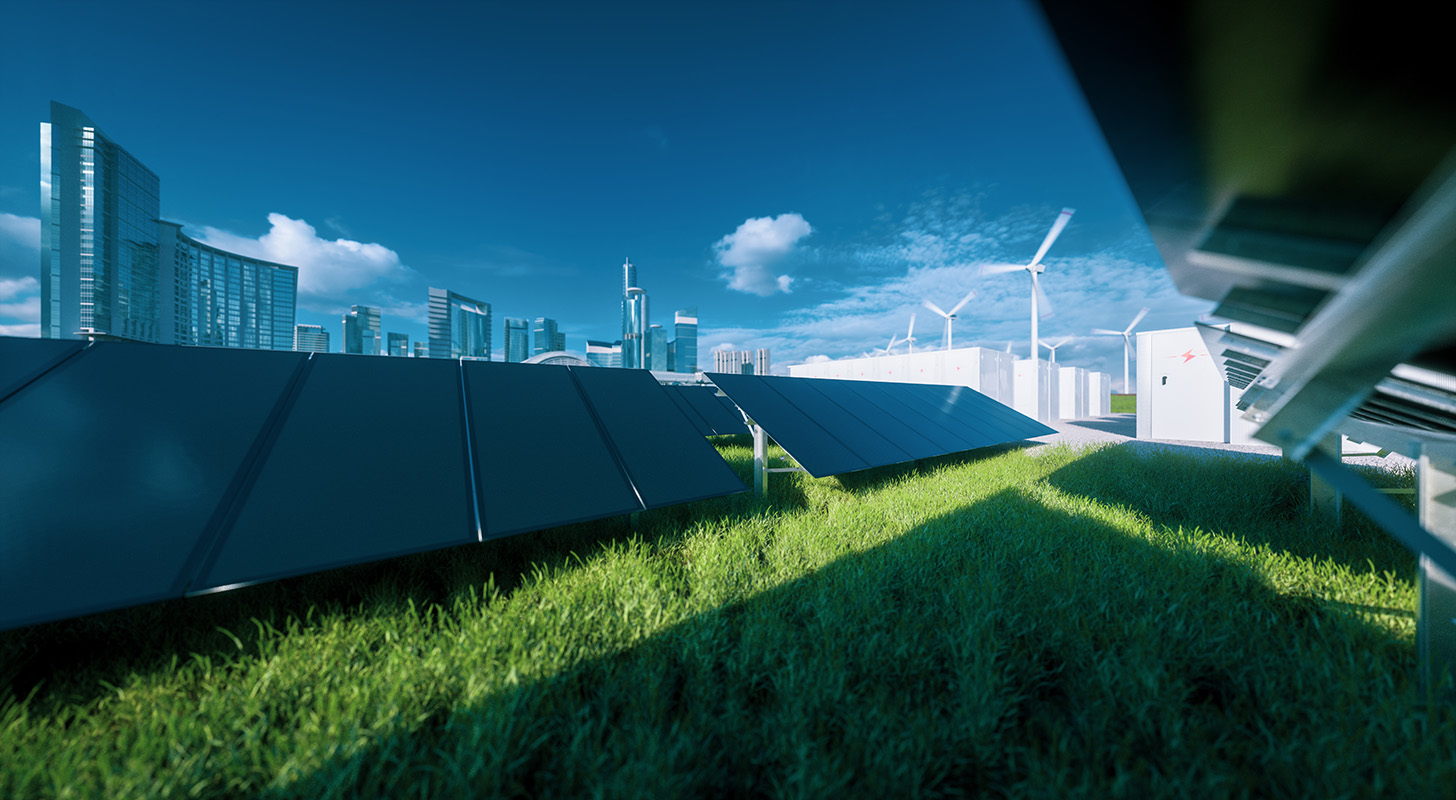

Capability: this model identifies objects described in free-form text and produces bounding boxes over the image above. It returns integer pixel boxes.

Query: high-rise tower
[623,287,648,369]
[41,102,162,342]
[673,307,698,373]
[620,257,637,341]
[428,287,491,359]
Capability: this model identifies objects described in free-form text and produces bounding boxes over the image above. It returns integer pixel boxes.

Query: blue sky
[0,0,1210,378]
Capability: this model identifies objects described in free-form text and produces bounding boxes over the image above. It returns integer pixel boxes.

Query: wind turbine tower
[982,208,1075,359]
[1093,307,1150,393]
[922,290,976,351]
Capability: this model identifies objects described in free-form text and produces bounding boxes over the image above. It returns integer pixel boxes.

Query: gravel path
[1025,414,1414,472]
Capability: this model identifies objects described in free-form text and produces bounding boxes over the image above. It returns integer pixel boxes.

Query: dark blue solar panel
[192,354,478,593]
[0,336,86,402]
[570,368,746,508]
[709,373,1054,478]
[464,361,642,538]
[707,373,865,477]
[0,342,305,630]
[674,385,748,435]
[662,385,715,437]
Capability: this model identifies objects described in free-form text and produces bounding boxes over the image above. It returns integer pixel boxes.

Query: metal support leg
[1304,433,1343,520]
[1418,449,1456,691]
[753,423,767,498]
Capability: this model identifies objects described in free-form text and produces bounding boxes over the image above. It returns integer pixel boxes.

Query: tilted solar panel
[191,354,478,593]
[671,385,749,436]
[708,373,1054,478]
[0,336,85,402]
[0,342,307,629]
[662,384,715,437]
[570,369,747,508]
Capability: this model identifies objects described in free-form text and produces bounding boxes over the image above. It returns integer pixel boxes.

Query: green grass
[1110,393,1136,413]
[1,441,1444,798]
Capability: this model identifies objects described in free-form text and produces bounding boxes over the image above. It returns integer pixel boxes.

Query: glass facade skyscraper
[620,257,636,342]
[586,339,622,368]
[41,102,162,342]
[504,317,530,362]
[428,287,491,359]
[623,287,648,369]
[158,221,297,350]
[294,324,329,353]
[534,317,566,355]
[674,307,698,373]
[342,305,381,355]
[387,332,409,356]
[647,324,667,371]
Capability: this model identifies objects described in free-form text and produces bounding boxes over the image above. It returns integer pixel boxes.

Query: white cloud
[0,296,40,321]
[193,213,410,300]
[0,276,39,302]
[0,213,40,251]
[714,213,812,296]
[0,323,40,337]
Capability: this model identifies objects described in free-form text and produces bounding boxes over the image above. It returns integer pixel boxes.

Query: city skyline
[0,0,1213,376]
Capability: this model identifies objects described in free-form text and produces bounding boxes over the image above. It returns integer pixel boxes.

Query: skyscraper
[533,317,563,356]
[158,221,297,350]
[673,307,698,374]
[620,257,637,341]
[41,102,162,342]
[387,332,409,356]
[586,339,623,368]
[293,324,329,353]
[342,305,381,355]
[413,341,427,358]
[623,287,648,369]
[647,324,667,371]
[428,287,491,359]
[504,317,530,362]
[756,348,772,377]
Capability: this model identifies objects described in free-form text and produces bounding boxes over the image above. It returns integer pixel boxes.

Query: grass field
[1110,393,1136,413]
[1,438,1446,797]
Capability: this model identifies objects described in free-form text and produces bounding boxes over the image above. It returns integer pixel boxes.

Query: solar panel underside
[707,373,1055,478]
[0,342,307,629]
[665,385,749,436]
[191,354,478,593]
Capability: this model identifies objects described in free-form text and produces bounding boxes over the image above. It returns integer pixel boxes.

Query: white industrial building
[1135,327,1259,443]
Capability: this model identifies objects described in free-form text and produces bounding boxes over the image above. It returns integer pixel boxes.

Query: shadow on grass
[1060,416,1136,437]
[274,481,1437,797]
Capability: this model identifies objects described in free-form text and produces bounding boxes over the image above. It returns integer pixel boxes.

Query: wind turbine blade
[979,262,1025,277]
[1031,271,1053,318]
[947,289,977,316]
[906,312,917,339]
[1091,328,1122,336]
[1028,208,1075,267]
[922,299,949,318]
[1124,306,1150,334]
[1053,335,1074,348]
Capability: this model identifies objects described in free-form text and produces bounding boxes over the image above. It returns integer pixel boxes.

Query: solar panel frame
[707,372,866,477]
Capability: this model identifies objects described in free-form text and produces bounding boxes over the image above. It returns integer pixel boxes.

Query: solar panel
[708,373,1054,478]
[0,336,86,402]
[191,354,477,593]
[670,385,749,436]
[463,361,644,538]
[0,342,306,629]
[706,373,868,477]
[662,384,715,437]
[570,368,747,508]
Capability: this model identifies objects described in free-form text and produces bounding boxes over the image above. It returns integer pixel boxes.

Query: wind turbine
[1040,335,1073,364]
[904,313,917,354]
[921,289,976,351]
[981,208,1075,360]
[1093,307,1150,392]
[880,332,900,357]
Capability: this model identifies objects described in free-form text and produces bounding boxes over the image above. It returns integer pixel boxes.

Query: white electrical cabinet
[788,348,1018,406]
[1057,366,1087,419]
[1135,327,1259,443]
[1086,372,1112,416]
[1013,358,1053,422]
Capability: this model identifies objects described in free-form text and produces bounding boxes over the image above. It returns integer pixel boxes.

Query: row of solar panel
[708,372,1055,477]
[0,337,746,630]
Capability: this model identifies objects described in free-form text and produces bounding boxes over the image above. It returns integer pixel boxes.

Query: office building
[293,324,329,353]
[428,287,491,359]
[504,317,530,362]
[623,287,648,369]
[713,348,770,375]
[674,307,698,373]
[41,102,162,342]
[667,340,676,373]
[342,305,381,355]
[647,324,667,371]
[387,332,409,357]
[158,221,297,350]
[534,317,565,355]
[586,339,622,369]
[413,341,427,359]
[756,348,771,377]
[620,257,636,341]
[41,103,298,349]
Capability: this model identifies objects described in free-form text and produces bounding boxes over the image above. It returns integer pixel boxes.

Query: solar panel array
[0,338,746,629]
[662,384,749,436]
[707,372,1055,478]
